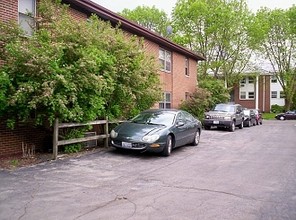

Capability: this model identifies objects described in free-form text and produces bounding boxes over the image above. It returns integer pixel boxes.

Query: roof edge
[62,0,205,61]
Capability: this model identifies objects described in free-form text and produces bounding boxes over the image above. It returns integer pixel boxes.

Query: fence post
[52,118,59,160]
[104,116,109,148]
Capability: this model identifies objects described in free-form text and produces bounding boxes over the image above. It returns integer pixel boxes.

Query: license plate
[122,142,132,148]
[213,121,219,124]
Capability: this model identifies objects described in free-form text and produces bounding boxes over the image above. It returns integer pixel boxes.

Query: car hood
[114,122,166,140]
[206,111,233,116]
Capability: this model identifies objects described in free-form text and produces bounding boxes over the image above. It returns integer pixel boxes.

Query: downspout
[263,76,266,112]
[255,75,259,109]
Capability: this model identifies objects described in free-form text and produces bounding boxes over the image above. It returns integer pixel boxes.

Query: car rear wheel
[229,121,235,132]
[239,121,243,129]
[192,130,200,146]
[204,126,210,130]
[162,135,173,156]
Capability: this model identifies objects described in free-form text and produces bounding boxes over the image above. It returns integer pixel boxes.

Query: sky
[93,0,296,15]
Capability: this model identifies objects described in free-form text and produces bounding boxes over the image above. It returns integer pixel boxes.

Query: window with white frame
[239,76,255,100]
[248,92,255,99]
[240,91,246,99]
[18,0,36,36]
[185,57,189,76]
[159,48,171,72]
[240,78,246,85]
[159,92,171,109]
[271,91,277,98]
[271,76,277,83]
[248,77,254,84]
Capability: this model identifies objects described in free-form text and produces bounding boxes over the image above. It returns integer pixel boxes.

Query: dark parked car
[243,109,256,127]
[203,103,244,132]
[253,109,263,125]
[110,109,202,156]
[275,110,296,120]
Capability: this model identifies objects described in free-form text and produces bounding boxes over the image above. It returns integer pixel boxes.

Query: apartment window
[159,48,171,72]
[240,91,246,99]
[18,0,36,36]
[240,78,246,87]
[271,91,277,98]
[159,92,171,109]
[271,76,277,83]
[240,78,246,84]
[248,77,254,84]
[248,92,255,99]
[280,91,285,98]
[185,57,189,76]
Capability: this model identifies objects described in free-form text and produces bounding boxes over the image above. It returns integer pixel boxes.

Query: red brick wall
[258,75,271,112]
[143,40,198,108]
[0,0,18,23]
[0,120,51,157]
[234,75,271,112]
[172,54,197,108]
[68,7,88,20]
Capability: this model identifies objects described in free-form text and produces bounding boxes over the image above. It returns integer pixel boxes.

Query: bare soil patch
[0,147,102,170]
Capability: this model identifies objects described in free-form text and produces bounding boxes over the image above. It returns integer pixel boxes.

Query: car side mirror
[176,121,185,127]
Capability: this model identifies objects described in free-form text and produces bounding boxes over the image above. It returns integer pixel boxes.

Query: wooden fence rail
[52,118,113,160]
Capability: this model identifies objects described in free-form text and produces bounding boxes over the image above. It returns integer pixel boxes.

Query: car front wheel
[192,130,200,146]
[229,121,235,132]
[280,116,285,120]
[162,135,173,156]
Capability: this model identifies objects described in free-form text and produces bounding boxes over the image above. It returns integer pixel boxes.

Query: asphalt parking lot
[1,120,296,220]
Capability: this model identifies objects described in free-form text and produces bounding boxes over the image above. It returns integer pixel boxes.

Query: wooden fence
[52,118,112,160]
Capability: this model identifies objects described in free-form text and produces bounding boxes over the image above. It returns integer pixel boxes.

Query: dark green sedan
[110,109,202,156]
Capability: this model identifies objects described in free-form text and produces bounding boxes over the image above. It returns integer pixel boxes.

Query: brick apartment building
[234,73,287,113]
[0,0,204,157]
[232,75,270,112]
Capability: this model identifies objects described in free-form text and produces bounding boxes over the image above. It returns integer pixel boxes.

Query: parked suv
[203,103,244,132]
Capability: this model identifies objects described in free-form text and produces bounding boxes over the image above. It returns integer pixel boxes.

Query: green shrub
[180,87,211,120]
[271,104,284,113]
[64,144,82,154]
[62,127,87,154]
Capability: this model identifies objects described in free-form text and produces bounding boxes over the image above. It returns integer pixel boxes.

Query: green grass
[262,112,276,120]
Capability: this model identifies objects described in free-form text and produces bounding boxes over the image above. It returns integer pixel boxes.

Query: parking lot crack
[18,182,41,220]
[163,184,268,203]
[74,194,137,220]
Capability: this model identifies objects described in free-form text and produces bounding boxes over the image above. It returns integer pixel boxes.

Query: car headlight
[224,116,231,120]
[110,130,118,138]
[142,134,160,143]
[205,115,210,119]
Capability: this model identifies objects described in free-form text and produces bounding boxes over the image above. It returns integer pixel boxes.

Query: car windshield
[243,110,250,115]
[131,112,176,126]
[213,104,235,112]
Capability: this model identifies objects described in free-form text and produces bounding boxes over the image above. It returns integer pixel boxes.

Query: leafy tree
[0,0,161,127]
[248,6,296,110]
[198,76,230,108]
[172,0,252,88]
[180,87,211,120]
[120,6,171,37]
[180,76,229,119]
